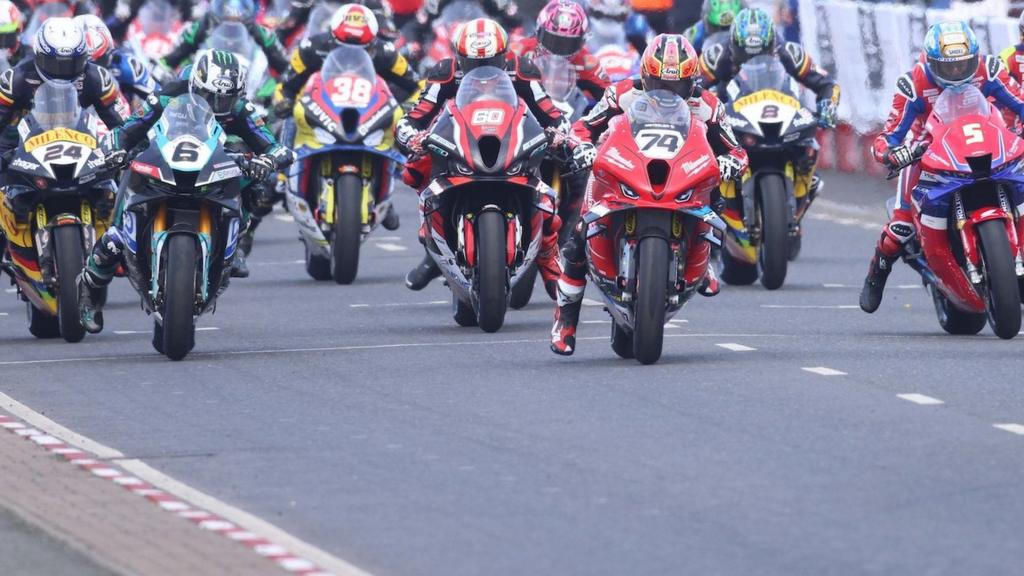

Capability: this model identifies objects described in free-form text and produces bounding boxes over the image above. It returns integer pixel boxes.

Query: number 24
[962,123,985,145]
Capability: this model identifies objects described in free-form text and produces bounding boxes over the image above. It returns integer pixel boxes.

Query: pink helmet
[536,0,589,57]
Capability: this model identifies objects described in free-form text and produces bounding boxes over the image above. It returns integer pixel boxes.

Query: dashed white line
[802,366,847,376]
[762,305,860,309]
[374,235,401,241]
[4,287,15,293]
[272,213,294,222]
[114,327,219,335]
[993,423,1024,436]
[349,300,447,308]
[0,312,8,316]
[896,393,945,406]
[582,298,604,307]
[581,320,611,324]
[374,243,407,252]
[716,343,757,352]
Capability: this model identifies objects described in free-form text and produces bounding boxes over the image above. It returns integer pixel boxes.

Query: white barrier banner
[797,0,1018,133]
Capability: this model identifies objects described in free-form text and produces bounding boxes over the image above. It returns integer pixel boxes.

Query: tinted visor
[930,54,978,86]
[459,54,506,72]
[538,29,585,57]
[643,76,695,99]
[197,90,240,115]
[0,32,18,50]
[35,51,87,81]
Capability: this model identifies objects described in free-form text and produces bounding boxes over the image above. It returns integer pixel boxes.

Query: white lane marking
[0,391,374,576]
[581,320,611,324]
[896,393,944,406]
[582,298,604,307]
[896,284,922,290]
[0,312,8,316]
[374,235,401,241]
[822,283,847,288]
[802,366,847,376]
[0,333,791,366]
[993,423,1024,436]
[114,327,219,335]
[272,213,294,222]
[349,300,446,308]
[374,243,407,252]
[716,343,757,352]
[761,305,860,309]
[4,288,16,293]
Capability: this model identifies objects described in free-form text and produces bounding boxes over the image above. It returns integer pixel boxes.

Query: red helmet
[75,14,114,66]
[640,34,700,99]
[452,18,509,71]
[330,3,379,46]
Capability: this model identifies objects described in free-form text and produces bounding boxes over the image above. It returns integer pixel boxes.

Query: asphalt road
[2,170,1023,575]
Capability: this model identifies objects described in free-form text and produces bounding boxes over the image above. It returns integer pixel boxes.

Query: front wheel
[162,234,198,361]
[53,225,86,343]
[474,210,508,333]
[758,174,789,290]
[331,173,363,284]
[633,236,669,364]
[977,219,1021,339]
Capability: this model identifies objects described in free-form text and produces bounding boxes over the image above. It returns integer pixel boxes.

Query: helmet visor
[460,53,506,72]
[643,76,695,99]
[207,92,239,115]
[35,52,86,81]
[930,54,978,86]
[538,29,585,57]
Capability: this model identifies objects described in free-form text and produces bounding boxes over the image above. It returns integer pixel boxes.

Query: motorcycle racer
[684,0,742,55]
[402,0,521,62]
[551,34,749,356]
[511,0,609,102]
[76,14,160,102]
[77,49,295,333]
[394,17,580,297]
[860,21,1024,313]
[0,0,25,66]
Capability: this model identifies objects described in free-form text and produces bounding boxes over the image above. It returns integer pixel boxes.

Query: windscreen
[455,66,518,109]
[321,46,378,107]
[162,94,216,141]
[31,81,82,131]
[588,18,626,52]
[138,0,177,35]
[205,22,256,62]
[627,91,692,159]
[931,85,991,125]
[534,55,578,104]
[303,2,341,40]
[440,0,486,26]
[734,54,798,98]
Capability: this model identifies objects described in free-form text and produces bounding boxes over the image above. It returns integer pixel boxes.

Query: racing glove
[100,135,129,171]
[718,154,745,182]
[570,141,596,173]
[817,99,837,129]
[246,155,277,181]
[273,97,295,120]
[884,145,915,171]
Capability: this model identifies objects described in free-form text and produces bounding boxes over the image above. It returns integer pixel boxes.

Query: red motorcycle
[422,66,553,332]
[899,85,1024,339]
[583,91,725,364]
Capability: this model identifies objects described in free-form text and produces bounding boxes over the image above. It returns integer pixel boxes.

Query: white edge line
[716,343,757,352]
[801,366,847,376]
[0,391,372,576]
[896,393,945,406]
[993,423,1024,436]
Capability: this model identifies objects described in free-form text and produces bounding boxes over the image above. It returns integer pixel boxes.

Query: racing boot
[382,204,400,231]
[859,248,897,313]
[231,227,255,278]
[77,270,106,334]
[698,265,721,297]
[406,251,441,290]
[550,266,587,357]
[537,213,563,300]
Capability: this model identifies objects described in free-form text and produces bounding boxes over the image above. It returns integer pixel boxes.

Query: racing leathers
[550,80,749,355]
[511,37,611,103]
[860,56,1024,313]
[78,79,295,332]
[106,47,160,101]
[394,54,570,296]
[162,15,290,76]
[701,40,840,232]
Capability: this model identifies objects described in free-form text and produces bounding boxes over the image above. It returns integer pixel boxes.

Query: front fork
[617,211,686,305]
[954,189,1024,285]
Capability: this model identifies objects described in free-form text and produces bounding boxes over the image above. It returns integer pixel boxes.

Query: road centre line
[802,367,847,376]
[716,343,757,352]
[114,327,220,335]
[0,391,373,576]
[896,393,945,406]
[374,243,407,252]
[0,333,791,366]
[761,305,861,309]
[993,423,1024,436]
[349,300,447,308]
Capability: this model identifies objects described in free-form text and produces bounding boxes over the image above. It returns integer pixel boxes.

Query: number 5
[963,123,984,145]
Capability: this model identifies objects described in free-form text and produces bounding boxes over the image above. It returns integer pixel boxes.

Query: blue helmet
[34,17,88,81]
[730,7,774,63]
[210,0,257,25]
[924,21,979,88]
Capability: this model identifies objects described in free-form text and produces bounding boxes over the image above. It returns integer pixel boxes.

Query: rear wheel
[758,174,789,290]
[305,241,331,281]
[53,225,85,343]
[977,219,1021,339]
[930,283,986,335]
[719,246,758,285]
[331,174,362,284]
[509,262,537,310]
[610,321,634,359]
[633,237,669,365]
[163,234,197,361]
[26,303,60,339]
[475,210,508,333]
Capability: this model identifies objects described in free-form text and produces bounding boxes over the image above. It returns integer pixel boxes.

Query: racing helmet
[330,3,379,47]
[704,0,742,30]
[536,0,589,57]
[189,49,248,116]
[34,17,89,82]
[0,0,23,51]
[640,34,700,100]
[452,18,509,72]
[210,0,258,25]
[924,21,979,88]
[730,7,775,64]
[588,0,630,23]
[74,14,114,68]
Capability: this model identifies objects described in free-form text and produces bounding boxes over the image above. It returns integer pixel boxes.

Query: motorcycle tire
[54,225,86,343]
[509,262,537,310]
[452,293,478,327]
[788,232,802,262]
[757,174,789,290]
[610,320,634,359]
[163,234,197,361]
[27,302,60,339]
[720,246,758,285]
[304,240,331,281]
[633,236,669,365]
[977,219,1021,339]
[331,174,362,285]
[930,283,986,336]
[474,210,508,333]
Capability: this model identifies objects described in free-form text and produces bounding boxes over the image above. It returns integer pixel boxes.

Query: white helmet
[189,49,248,116]
[34,17,89,81]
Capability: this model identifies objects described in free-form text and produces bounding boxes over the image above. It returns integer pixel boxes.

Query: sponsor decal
[302,97,339,134]
[24,128,97,152]
[359,104,392,136]
[732,90,801,111]
[680,154,712,174]
[605,146,635,170]
[10,157,39,171]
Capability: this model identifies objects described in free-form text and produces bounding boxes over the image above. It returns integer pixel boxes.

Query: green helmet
[704,0,743,29]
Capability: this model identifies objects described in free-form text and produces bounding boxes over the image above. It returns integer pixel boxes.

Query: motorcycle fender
[960,207,1012,268]
[634,210,673,241]
[918,224,986,312]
